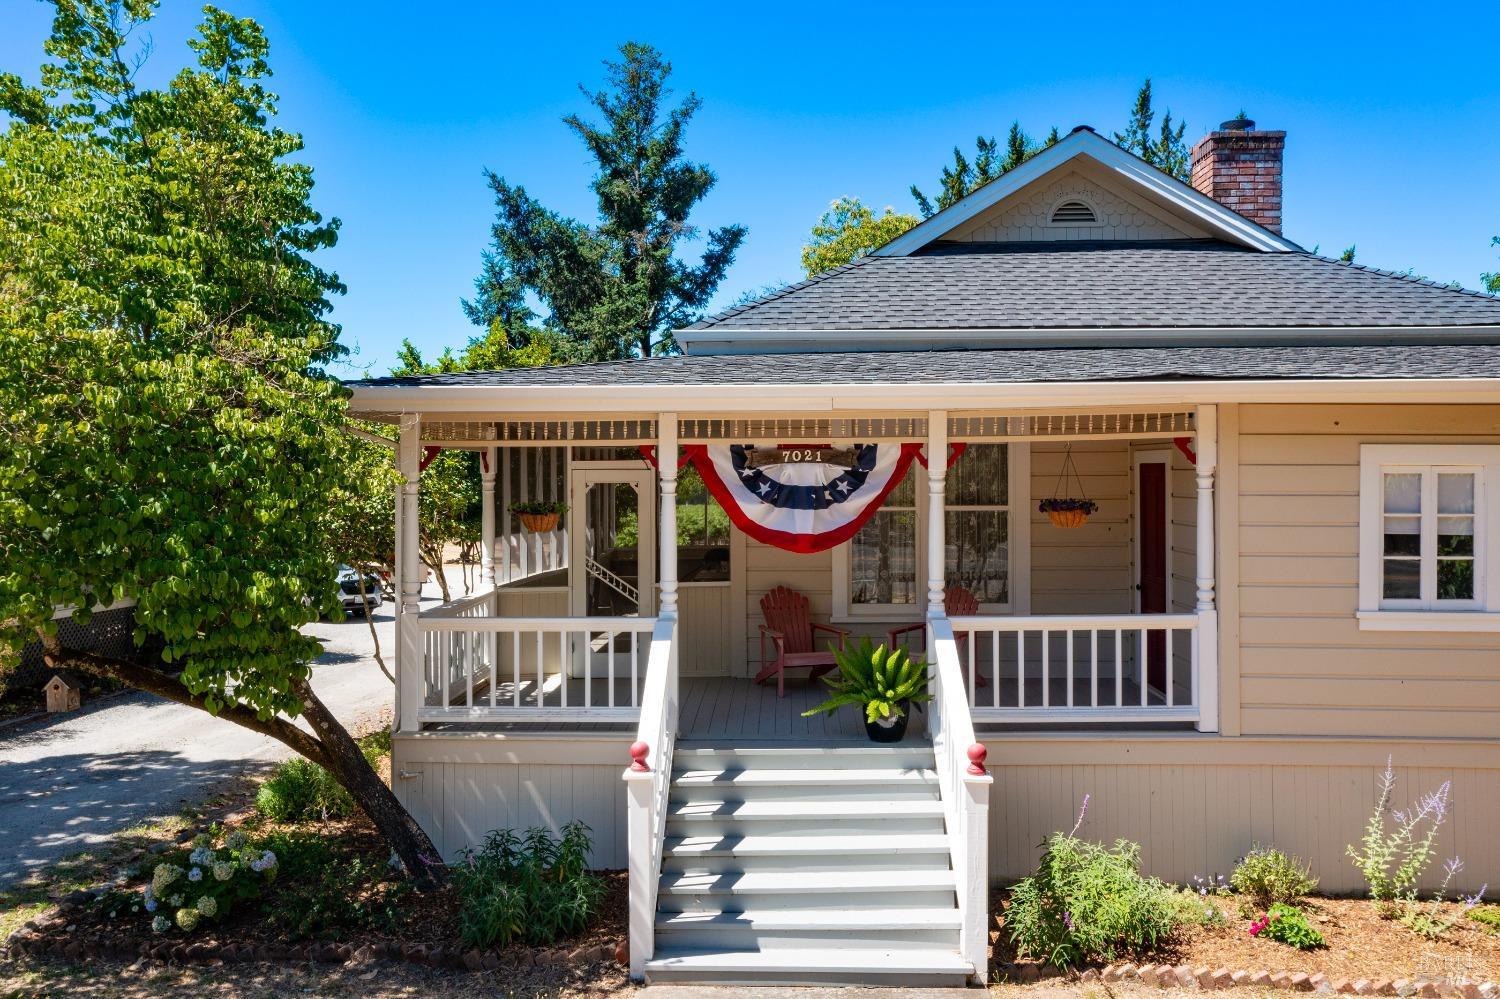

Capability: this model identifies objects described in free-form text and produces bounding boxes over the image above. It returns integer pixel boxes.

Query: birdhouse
[44,673,82,713]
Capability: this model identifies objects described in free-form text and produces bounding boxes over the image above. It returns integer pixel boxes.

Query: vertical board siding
[988,753,1499,894]
[676,584,736,676]
[1032,441,1134,614]
[1235,404,1500,738]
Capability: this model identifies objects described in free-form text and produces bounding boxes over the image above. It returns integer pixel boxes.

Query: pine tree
[910,123,1053,218]
[1484,237,1500,294]
[1114,80,1190,181]
[472,43,745,361]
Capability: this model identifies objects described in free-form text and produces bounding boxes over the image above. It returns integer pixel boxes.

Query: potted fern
[801,637,930,743]
[508,500,567,533]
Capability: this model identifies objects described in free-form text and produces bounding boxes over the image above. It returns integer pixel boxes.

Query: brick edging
[3,917,625,973]
[994,961,1497,997]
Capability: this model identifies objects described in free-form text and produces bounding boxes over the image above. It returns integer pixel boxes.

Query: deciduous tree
[801,197,919,277]
[0,1,442,882]
[472,43,745,361]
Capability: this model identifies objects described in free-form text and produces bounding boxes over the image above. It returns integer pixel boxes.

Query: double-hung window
[1358,445,1500,630]
[836,442,1027,617]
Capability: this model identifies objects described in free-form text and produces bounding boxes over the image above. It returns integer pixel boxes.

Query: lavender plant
[1346,756,1479,935]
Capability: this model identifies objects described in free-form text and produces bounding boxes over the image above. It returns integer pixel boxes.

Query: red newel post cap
[967,743,988,775]
[629,741,650,772]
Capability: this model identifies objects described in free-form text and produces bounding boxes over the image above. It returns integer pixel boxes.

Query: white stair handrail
[928,614,992,985]
[585,553,639,605]
[624,615,678,981]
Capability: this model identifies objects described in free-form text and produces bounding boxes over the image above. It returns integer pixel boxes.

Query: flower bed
[991,884,1500,989]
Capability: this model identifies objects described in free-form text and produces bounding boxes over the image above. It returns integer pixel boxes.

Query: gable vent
[1050,200,1097,224]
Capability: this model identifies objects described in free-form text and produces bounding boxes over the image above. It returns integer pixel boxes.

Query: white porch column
[926,410,949,618]
[397,414,423,733]
[1195,404,1220,733]
[657,413,679,621]
[480,446,497,589]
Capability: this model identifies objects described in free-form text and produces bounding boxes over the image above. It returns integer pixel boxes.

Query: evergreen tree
[1484,237,1500,294]
[1114,79,1190,180]
[910,124,1057,218]
[472,43,745,361]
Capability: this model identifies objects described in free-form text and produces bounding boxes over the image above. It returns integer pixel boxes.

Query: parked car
[336,564,383,615]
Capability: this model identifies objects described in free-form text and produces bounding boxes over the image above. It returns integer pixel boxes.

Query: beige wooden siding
[987,736,1499,894]
[1031,441,1134,614]
[943,167,1207,243]
[393,735,631,869]
[1234,404,1500,739]
[675,584,736,676]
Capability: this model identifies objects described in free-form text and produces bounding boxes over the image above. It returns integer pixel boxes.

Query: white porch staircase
[642,741,973,986]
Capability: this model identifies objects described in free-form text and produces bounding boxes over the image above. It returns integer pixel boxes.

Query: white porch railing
[949,613,1201,723]
[928,616,991,983]
[624,616,678,980]
[416,604,655,723]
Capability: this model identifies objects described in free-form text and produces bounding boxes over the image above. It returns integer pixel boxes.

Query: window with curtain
[848,468,917,606]
[846,443,1011,610]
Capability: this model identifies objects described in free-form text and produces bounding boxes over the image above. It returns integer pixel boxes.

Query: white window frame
[1357,444,1500,632]
[834,442,1030,620]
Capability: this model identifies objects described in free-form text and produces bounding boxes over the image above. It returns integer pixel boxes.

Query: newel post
[397,414,423,733]
[1195,404,1220,733]
[624,744,653,979]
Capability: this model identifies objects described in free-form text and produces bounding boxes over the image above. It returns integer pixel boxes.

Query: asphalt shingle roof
[685,241,1500,331]
[348,344,1500,389]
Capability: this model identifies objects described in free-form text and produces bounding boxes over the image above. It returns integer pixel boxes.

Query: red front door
[1138,460,1169,694]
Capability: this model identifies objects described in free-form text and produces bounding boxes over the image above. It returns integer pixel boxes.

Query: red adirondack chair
[755,586,850,697]
[886,585,988,687]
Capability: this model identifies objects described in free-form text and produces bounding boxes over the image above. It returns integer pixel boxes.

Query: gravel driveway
[0,572,469,888]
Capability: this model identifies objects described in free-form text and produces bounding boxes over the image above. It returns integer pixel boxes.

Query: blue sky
[5,1,1499,377]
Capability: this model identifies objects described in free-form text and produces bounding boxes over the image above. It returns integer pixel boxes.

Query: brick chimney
[1190,117,1285,234]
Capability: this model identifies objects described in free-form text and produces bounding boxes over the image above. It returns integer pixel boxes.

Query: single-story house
[345,120,1500,987]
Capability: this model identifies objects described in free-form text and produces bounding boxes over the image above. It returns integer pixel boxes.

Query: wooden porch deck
[424,670,1184,739]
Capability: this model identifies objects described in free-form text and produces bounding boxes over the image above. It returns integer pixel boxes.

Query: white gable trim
[874,129,1300,256]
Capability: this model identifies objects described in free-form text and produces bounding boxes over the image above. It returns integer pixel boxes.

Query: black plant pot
[864,703,910,743]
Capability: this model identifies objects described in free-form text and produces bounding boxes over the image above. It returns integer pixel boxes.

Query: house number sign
[743,446,858,470]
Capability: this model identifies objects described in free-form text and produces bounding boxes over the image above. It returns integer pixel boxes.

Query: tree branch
[43,647,332,770]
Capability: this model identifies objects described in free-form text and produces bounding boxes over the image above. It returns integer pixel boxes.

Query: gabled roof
[874,126,1300,255]
[681,241,1500,343]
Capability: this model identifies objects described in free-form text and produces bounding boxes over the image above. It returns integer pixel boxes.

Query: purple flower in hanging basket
[1037,498,1099,515]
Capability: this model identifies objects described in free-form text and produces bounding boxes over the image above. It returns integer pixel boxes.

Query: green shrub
[451,822,604,949]
[357,727,392,763]
[1231,847,1318,911]
[1251,903,1325,950]
[1468,905,1500,934]
[1007,830,1184,968]
[255,758,355,823]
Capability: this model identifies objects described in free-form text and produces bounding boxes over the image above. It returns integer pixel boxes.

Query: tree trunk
[353,568,395,684]
[292,677,446,886]
[45,645,447,888]
[421,541,451,602]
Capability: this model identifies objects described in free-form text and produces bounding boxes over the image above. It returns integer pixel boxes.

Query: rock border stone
[992,960,1498,997]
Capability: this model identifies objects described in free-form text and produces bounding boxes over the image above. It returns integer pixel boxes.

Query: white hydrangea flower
[225,831,248,851]
[150,864,180,894]
[212,861,234,882]
[151,915,171,934]
[175,907,200,932]
[195,895,218,918]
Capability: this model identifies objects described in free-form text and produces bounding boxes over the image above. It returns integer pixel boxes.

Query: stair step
[655,907,963,932]
[644,946,972,985]
[673,744,936,770]
[659,868,955,896]
[664,832,949,858]
[666,798,946,822]
[671,767,938,787]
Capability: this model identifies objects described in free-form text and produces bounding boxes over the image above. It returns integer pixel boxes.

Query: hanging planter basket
[510,502,567,533]
[1039,444,1098,529]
